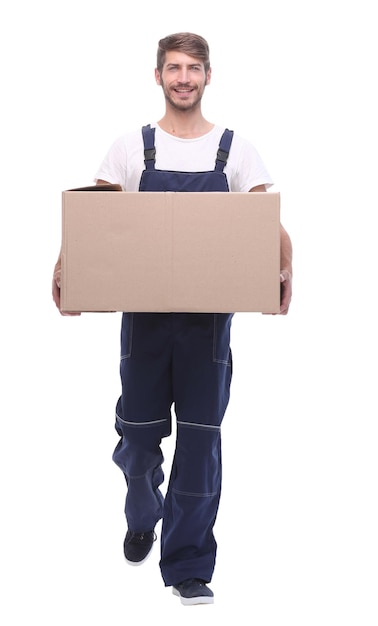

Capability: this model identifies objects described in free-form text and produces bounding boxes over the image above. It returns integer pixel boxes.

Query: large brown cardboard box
[60,190,280,313]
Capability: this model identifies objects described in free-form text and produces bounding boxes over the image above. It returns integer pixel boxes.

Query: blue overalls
[112,124,234,586]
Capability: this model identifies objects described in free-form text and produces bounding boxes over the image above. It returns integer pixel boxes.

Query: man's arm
[278,224,293,315]
[249,185,293,315]
[52,251,81,316]
[96,179,113,186]
[52,179,114,315]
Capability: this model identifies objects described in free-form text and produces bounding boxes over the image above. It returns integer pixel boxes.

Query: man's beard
[161,80,205,111]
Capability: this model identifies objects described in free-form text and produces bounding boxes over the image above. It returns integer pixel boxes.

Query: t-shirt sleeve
[230,136,274,192]
[94,136,127,188]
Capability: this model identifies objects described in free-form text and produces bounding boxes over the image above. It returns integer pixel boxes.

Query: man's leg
[160,313,233,586]
[112,313,174,534]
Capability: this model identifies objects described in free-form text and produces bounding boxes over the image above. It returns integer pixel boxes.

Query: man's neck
[157,110,214,139]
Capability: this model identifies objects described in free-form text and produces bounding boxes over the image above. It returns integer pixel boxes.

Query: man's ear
[155,68,161,85]
[205,67,212,86]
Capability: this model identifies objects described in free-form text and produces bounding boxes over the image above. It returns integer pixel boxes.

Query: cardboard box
[60,190,281,313]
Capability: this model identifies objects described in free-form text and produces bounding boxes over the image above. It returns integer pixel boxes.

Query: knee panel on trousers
[171,422,221,497]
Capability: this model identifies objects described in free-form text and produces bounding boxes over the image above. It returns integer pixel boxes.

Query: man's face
[155,51,211,112]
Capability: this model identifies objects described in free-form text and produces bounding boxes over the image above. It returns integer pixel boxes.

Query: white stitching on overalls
[115,413,167,427]
[177,420,220,432]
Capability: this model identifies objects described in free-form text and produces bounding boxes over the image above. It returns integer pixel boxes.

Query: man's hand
[279,270,292,315]
[52,266,81,316]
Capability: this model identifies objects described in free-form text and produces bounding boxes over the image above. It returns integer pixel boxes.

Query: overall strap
[142,124,156,170]
[215,128,234,172]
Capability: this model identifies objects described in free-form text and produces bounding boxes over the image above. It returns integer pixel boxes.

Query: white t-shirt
[95,123,273,192]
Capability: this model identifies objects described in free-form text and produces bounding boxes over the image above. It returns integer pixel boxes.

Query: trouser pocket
[120,312,134,359]
[212,313,232,366]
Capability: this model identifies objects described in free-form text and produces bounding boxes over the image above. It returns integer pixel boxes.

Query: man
[52,32,292,605]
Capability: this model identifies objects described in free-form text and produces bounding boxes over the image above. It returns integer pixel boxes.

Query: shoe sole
[172,588,214,605]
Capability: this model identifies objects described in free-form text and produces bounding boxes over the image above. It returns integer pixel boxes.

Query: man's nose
[177,68,189,83]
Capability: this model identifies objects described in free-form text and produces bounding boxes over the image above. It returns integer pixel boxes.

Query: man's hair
[156,32,210,73]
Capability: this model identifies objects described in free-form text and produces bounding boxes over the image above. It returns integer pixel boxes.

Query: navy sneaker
[123,530,157,565]
[172,578,214,605]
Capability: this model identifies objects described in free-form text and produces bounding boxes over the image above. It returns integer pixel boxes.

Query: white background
[1,1,377,624]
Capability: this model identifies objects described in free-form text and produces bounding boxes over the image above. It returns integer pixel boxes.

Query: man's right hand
[52,266,81,316]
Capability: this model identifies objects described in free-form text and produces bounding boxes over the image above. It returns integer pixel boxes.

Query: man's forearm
[54,251,62,276]
[280,224,292,276]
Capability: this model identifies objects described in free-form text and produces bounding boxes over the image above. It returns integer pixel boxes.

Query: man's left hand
[279,270,292,315]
